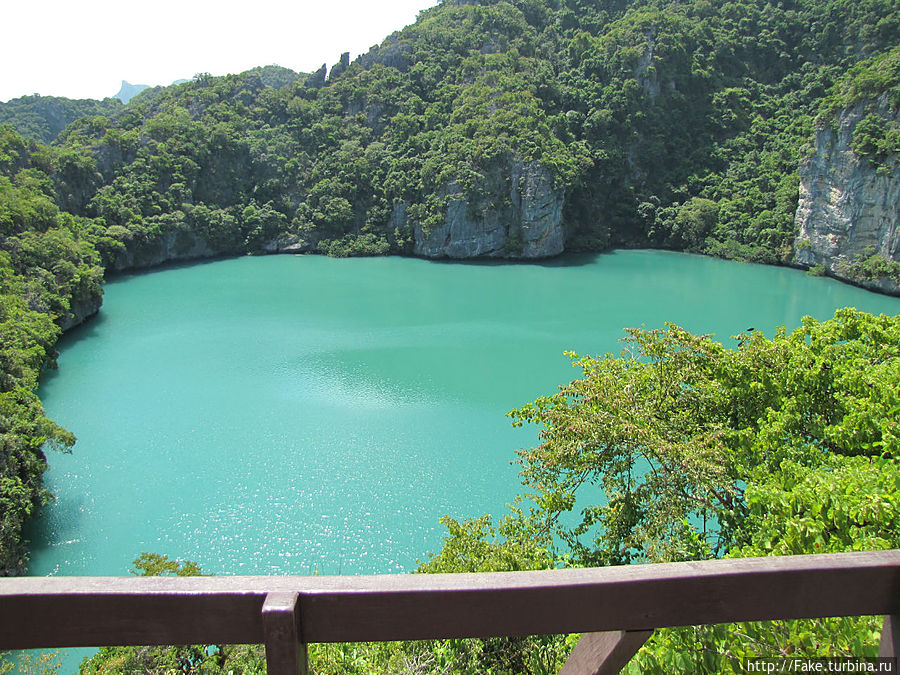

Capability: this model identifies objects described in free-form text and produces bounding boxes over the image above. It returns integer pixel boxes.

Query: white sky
[1,0,440,102]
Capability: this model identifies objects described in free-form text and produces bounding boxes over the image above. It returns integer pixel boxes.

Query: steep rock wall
[793,99,900,295]
[60,295,102,332]
[411,157,565,259]
[109,230,221,272]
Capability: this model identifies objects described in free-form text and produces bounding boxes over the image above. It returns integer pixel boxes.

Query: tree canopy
[6,0,898,266]
[420,308,900,672]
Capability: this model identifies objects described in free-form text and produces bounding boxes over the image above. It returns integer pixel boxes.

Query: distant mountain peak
[115,80,150,104]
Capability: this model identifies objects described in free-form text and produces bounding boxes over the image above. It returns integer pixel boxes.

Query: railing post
[559,630,654,675]
[879,615,900,658]
[262,592,308,675]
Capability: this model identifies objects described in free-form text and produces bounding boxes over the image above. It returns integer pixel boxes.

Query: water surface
[29,251,900,579]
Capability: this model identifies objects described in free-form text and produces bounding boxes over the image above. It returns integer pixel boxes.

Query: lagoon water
[29,251,900,581]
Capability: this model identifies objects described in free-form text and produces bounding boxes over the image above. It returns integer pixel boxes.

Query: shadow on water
[39,313,111,392]
[102,253,235,283]
[99,250,609,286]
[57,311,110,348]
[428,250,607,269]
[39,252,232,382]
[22,491,91,567]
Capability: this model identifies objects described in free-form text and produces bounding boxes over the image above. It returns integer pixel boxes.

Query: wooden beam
[262,592,308,675]
[559,630,653,675]
[1,551,899,650]
[295,550,900,642]
[879,615,900,658]
[0,584,266,648]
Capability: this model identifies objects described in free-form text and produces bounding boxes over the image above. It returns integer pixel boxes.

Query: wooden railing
[2,550,899,674]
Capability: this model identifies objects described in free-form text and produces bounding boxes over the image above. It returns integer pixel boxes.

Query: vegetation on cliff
[0,125,103,574]
[822,45,900,178]
[823,44,900,115]
[790,45,900,293]
[0,96,122,145]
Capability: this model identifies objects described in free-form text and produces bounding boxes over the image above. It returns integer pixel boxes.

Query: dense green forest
[1,0,900,670]
[4,0,900,266]
[0,96,122,145]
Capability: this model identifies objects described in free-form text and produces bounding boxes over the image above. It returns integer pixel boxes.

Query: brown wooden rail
[2,550,899,674]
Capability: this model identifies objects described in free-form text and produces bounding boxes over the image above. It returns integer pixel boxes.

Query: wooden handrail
[2,550,899,674]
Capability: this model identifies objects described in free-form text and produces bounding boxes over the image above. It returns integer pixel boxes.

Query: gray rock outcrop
[410,157,565,259]
[263,233,313,254]
[109,230,219,272]
[793,98,900,294]
[60,295,102,332]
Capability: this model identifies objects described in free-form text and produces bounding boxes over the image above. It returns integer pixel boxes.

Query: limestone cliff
[263,233,313,254]
[109,230,221,272]
[793,98,900,295]
[60,294,103,332]
[411,157,565,259]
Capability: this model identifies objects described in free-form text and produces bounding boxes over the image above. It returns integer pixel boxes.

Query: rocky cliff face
[793,98,900,295]
[109,230,221,272]
[59,295,103,332]
[411,157,565,259]
[263,233,313,254]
